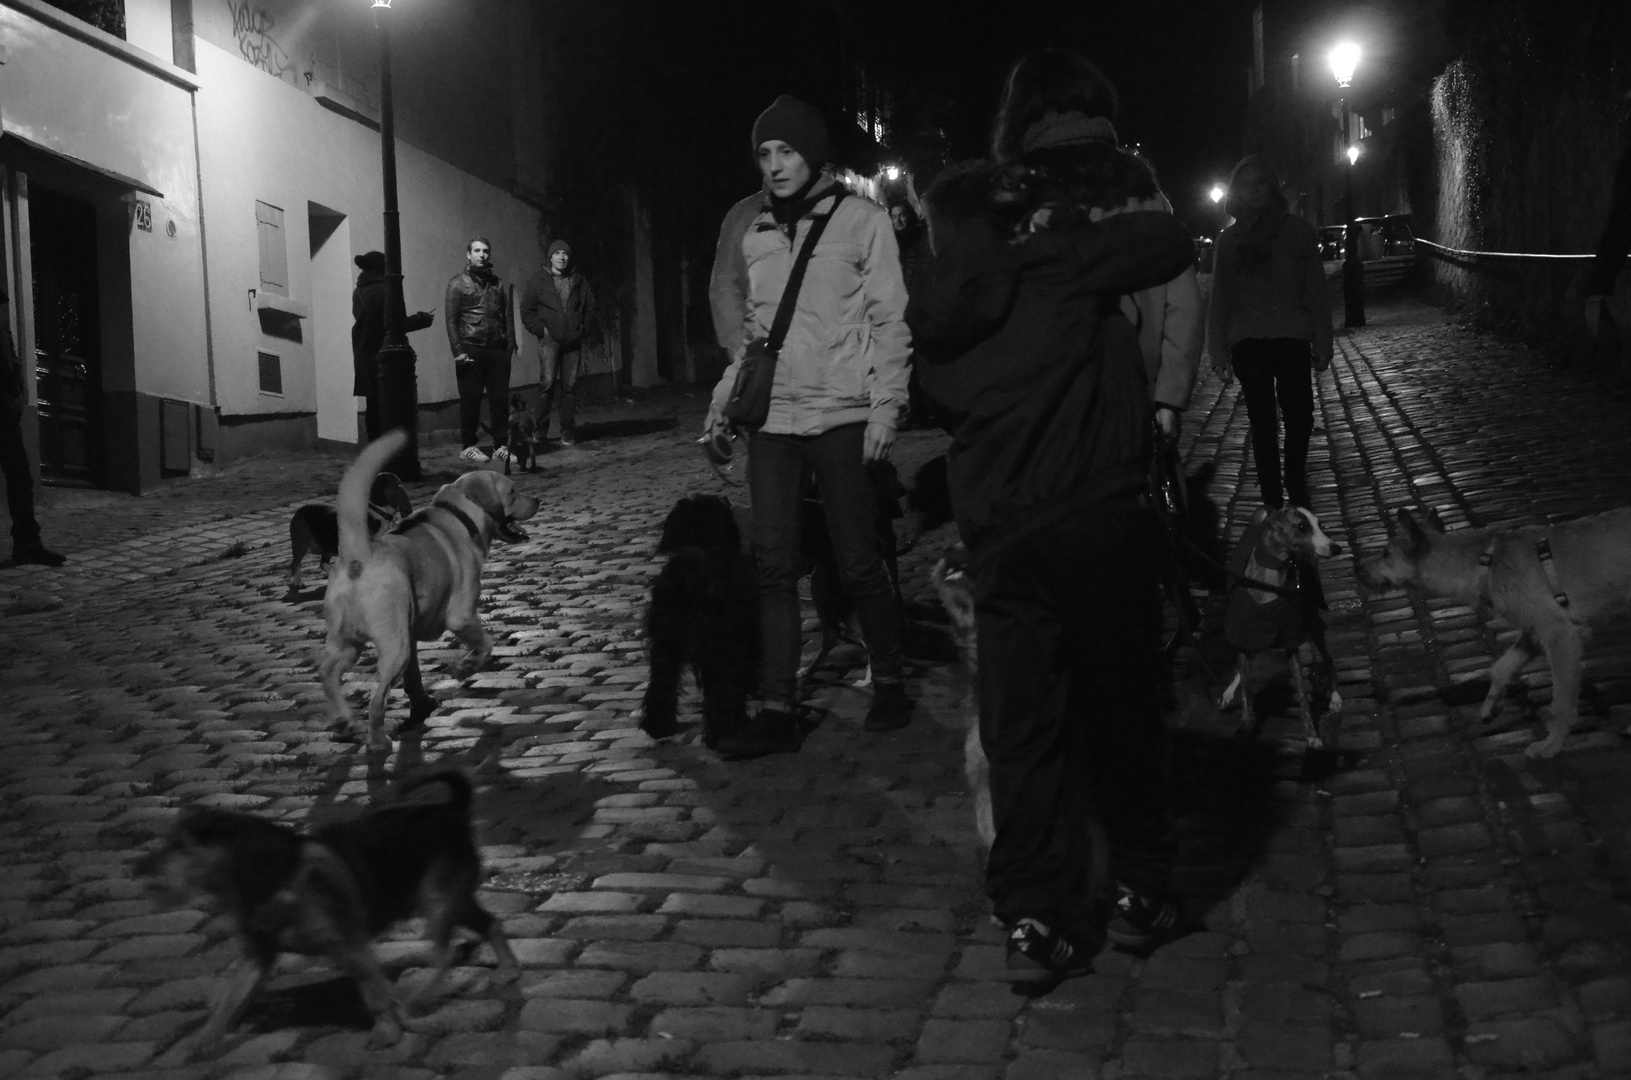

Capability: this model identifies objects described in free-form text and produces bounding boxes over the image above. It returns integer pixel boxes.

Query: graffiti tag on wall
[227,0,296,84]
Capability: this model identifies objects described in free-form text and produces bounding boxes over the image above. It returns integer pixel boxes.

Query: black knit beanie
[751,95,830,169]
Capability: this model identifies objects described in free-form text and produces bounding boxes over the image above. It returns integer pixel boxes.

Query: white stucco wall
[193,37,542,427]
[0,2,211,406]
[122,0,173,61]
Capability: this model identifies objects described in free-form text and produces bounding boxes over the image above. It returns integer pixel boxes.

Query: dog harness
[1475,536,1571,611]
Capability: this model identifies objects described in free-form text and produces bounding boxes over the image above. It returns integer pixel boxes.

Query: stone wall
[1422,6,1628,358]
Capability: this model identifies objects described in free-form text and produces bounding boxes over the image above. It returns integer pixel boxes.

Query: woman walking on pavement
[909,49,1197,982]
[1206,155,1334,509]
[702,94,913,759]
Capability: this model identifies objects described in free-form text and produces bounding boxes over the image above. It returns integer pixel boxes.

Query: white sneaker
[491,446,512,463]
[460,446,489,463]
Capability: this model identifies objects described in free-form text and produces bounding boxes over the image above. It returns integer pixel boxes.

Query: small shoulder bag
[722,193,845,431]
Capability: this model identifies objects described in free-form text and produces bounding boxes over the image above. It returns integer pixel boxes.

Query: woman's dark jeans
[1231,337,1314,508]
[748,423,902,705]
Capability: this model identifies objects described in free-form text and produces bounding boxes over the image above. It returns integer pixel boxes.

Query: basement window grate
[258,350,283,395]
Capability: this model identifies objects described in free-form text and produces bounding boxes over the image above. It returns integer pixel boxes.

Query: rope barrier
[1416,238,1594,264]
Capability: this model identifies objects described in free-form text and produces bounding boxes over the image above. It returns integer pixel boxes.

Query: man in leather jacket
[444,237,516,463]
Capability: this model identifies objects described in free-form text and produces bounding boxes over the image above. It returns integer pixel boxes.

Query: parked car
[1353,214,1417,258]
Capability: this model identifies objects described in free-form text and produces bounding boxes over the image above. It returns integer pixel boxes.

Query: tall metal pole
[373,6,422,480]
[1341,97,1367,329]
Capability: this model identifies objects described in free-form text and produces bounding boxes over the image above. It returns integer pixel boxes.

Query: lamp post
[1331,42,1365,328]
[372,0,420,480]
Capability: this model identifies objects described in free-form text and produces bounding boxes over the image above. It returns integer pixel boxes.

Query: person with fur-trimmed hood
[908,49,1196,983]
[702,94,913,758]
[520,239,595,446]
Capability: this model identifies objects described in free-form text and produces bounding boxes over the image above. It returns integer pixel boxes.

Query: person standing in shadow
[0,286,64,568]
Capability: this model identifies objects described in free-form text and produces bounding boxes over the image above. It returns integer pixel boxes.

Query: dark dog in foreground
[1218,505,1343,748]
[504,395,537,474]
[639,494,760,748]
[287,472,413,591]
[140,771,519,1060]
[1359,506,1631,758]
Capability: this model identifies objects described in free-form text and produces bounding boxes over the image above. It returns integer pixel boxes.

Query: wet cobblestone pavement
[3,296,1631,1079]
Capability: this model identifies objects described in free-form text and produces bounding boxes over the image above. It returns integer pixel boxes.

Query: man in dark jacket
[351,251,434,443]
[445,237,516,463]
[911,150,1196,976]
[0,286,64,567]
[520,239,594,446]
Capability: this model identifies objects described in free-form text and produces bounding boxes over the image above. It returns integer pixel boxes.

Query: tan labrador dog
[319,430,539,748]
[1360,506,1631,758]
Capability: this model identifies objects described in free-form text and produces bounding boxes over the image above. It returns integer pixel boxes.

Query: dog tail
[338,430,408,568]
[397,769,473,811]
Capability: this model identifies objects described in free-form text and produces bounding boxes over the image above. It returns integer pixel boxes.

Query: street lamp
[1209,184,1225,204]
[1330,42,1365,328]
[372,0,421,479]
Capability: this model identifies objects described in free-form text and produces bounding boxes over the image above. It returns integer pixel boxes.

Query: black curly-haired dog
[640,494,760,748]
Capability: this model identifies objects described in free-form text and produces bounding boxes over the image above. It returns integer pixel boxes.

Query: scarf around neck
[768,172,829,232]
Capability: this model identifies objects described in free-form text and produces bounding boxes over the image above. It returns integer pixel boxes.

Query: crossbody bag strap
[764,192,845,356]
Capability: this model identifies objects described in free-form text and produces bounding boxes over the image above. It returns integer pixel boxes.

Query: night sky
[543,0,1252,246]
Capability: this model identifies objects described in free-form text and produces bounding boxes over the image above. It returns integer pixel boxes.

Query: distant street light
[372,0,420,478]
[884,165,901,181]
[1209,184,1225,204]
[1331,41,1365,328]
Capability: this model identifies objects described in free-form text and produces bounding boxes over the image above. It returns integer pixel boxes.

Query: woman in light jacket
[703,95,913,758]
[1206,155,1333,509]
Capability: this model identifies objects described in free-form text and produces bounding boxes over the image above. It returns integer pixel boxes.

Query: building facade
[2,0,548,492]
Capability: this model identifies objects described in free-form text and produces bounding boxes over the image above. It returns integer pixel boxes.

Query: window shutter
[256,201,288,296]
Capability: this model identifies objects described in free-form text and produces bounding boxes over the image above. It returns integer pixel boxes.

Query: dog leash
[1175,533,1305,600]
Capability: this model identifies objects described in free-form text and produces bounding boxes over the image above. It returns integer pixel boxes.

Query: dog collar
[365,502,395,527]
[440,504,483,542]
[1251,543,1290,571]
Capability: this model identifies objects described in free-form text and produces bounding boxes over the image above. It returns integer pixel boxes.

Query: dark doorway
[30,187,102,486]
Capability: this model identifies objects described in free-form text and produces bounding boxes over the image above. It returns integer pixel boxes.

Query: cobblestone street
[3,294,1631,1080]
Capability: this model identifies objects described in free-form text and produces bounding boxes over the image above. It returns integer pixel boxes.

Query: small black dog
[287,471,413,591]
[504,395,537,474]
[140,771,519,1059]
[640,494,761,748]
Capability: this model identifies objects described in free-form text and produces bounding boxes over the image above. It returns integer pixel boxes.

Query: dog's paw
[364,1020,404,1050]
[1524,730,1568,759]
[1327,691,1344,715]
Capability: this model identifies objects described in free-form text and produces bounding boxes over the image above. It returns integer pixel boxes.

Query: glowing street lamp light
[1332,41,1365,328]
[1209,184,1225,204]
[372,0,420,478]
[1329,42,1360,88]
[884,165,901,181]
